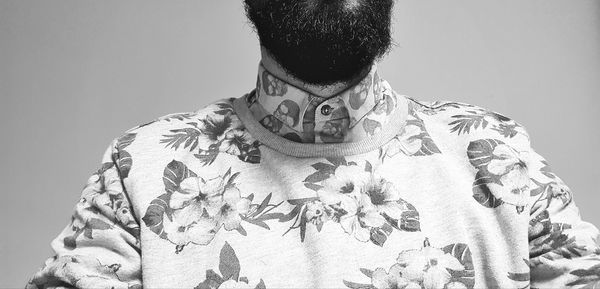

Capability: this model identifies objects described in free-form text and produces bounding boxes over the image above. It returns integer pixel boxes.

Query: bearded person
[26,1,600,288]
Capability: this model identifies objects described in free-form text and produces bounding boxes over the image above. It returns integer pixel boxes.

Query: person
[26,0,600,288]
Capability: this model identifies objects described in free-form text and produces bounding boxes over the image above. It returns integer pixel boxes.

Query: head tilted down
[244,0,395,86]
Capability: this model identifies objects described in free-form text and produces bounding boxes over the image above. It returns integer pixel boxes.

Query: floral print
[277,157,420,246]
[379,102,441,161]
[141,160,282,253]
[26,72,600,288]
[26,140,142,288]
[466,139,531,213]
[195,242,267,289]
[344,238,475,289]
[161,101,261,166]
[248,63,399,144]
[348,72,373,110]
[114,132,136,178]
[62,161,140,249]
[26,255,141,289]
[526,155,600,288]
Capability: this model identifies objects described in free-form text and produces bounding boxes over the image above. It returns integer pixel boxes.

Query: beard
[244,0,394,86]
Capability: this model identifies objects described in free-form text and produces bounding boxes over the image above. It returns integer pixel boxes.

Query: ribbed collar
[245,63,400,144]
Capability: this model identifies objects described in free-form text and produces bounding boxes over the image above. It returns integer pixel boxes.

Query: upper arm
[25,137,142,289]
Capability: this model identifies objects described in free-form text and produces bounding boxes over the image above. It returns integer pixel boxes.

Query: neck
[259,47,372,98]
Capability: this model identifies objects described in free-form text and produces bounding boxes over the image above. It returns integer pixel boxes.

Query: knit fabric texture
[26,64,600,289]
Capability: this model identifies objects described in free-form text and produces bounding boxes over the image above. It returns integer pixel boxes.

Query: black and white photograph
[1,1,599,288]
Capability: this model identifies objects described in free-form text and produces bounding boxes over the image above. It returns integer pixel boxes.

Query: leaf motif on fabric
[114,133,137,178]
[442,243,476,289]
[349,76,372,110]
[143,161,282,252]
[467,139,504,169]
[567,265,600,287]
[162,100,263,166]
[344,239,476,289]
[195,242,267,288]
[362,118,382,136]
[219,242,241,281]
[448,107,522,138]
[466,139,536,210]
[449,113,489,135]
[472,170,504,208]
[160,127,201,151]
[117,133,136,151]
[141,193,171,237]
[115,150,133,179]
[163,160,198,194]
[406,117,442,156]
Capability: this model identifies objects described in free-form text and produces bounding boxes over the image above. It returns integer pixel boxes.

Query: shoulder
[112,97,240,148]
[121,97,237,137]
[106,96,260,177]
[403,97,533,154]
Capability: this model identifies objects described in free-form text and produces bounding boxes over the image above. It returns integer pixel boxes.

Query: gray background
[1,1,599,287]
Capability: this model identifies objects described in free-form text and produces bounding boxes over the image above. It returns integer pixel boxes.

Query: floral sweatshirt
[26,63,600,289]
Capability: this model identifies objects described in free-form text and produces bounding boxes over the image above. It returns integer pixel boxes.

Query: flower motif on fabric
[25,255,142,289]
[63,162,140,250]
[276,157,420,246]
[194,242,267,289]
[380,107,441,161]
[160,100,261,166]
[261,70,287,96]
[530,160,573,215]
[343,238,476,289]
[467,139,531,213]
[195,242,267,289]
[141,160,282,253]
[349,74,373,110]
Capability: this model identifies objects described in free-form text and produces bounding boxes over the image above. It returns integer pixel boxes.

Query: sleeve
[25,138,142,289]
[524,136,600,288]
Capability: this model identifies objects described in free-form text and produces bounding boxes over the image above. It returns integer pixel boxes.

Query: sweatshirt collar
[246,63,400,143]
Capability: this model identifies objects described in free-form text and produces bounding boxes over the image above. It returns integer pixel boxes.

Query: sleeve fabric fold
[523,136,600,288]
[25,139,142,289]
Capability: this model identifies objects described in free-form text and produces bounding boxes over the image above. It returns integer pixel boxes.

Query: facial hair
[244,0,394,86]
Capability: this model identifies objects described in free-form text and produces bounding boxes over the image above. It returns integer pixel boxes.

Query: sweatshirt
[26,63,600,289]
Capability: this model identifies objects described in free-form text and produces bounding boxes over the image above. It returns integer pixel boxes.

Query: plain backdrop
[1,0,599,287]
